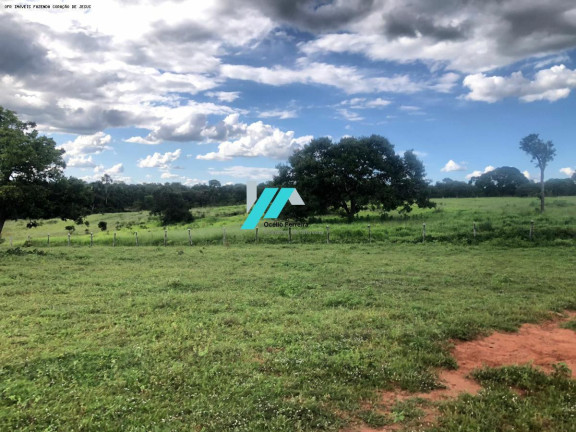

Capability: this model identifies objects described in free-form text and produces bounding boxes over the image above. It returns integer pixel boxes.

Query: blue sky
[1,0,576,184]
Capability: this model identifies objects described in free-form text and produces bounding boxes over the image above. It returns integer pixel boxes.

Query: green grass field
[2,196,576,247]
[1,197,576,431]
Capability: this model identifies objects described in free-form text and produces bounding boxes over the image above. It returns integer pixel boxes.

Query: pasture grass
[2,197,576,247]
[1,244,575,430]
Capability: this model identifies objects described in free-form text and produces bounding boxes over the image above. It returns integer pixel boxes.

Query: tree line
[431,168,576,199]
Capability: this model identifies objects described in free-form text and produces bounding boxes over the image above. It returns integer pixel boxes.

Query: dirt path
[347,311,576,432]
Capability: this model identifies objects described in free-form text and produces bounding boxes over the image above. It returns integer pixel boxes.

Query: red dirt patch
[347,311,576,432]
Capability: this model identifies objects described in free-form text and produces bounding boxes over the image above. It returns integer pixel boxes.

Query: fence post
[368,224,371,243]
[164,229,167,247]
[135,232,139,246]
[188,229,192,246]
[90,232,93,247]
[530,220,534,241]
[47,234,50,247]
[473,222,477,238]
[422,223,426,242]
[113,232,117,247]
[223,228,227,246]
[68,232,71,246]
[288,227,292,243]
[10,237,13,247]
[255,227,259,243]
[326,225,330,244]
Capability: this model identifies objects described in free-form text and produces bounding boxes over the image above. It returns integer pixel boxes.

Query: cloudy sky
[2,0,576,184]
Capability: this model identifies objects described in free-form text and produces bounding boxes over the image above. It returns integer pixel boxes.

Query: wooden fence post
[68,232,71,246]
[288,227,292,243]
[164,229,167,247]
[113,232,117,247]
[223,228,227,246]
[47,234,50,247]
[473,222,477,238]
[188,229,192,246]
[135,232,139,246]
[422,223,426,242]
[255,227,259,243]
[90,232,93,247]
[326,226,330,244]
[368,224,371,243]
[530,220,534,241]
[10,237,13,247]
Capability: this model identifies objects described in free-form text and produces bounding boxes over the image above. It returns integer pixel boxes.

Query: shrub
[98,221,108,231]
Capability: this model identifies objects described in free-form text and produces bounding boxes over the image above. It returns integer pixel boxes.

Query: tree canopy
[469,166,530,197]
[273,135,434,221]
[0,107,66,237]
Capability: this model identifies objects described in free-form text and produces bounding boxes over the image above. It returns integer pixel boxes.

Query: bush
[65,225,75,233]
[98,221,107,231]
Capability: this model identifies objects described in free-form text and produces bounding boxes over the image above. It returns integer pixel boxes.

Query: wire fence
[2,220,575,248]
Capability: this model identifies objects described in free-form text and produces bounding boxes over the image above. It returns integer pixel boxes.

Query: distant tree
[274,135,434,221]
[101,174,113,207]
[470,166,529,196]
[65,225,75,233]
[0,106,66,238]
[430,178,476,198]
[150,189,194,225]
[98,221,107,231]
[519,134,556,212]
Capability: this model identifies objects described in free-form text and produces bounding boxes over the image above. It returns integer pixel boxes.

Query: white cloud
[205,91,241,102]
[466,165,495,179]
[66,155,96,168]
[208,166,278,180]
[341,97,392,109]
[560,167,575,177]
[183,178,208,186]
[258,109,298,119]
[125,103,236,145]
[82,163,130,183]
[59,132,112,157]
[463,65,576,103]
[95,163,124,175]
[338,109,364,122]
[197,117,313,160]
[441,160,467,172]
[160,172,182,180]
[523,170,532,180]
[138,149,182,169]
[220,60,424,94]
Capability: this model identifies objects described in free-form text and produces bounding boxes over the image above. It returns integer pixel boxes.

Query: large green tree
[0,107,66,238]
[519,133,556,213]
[274,135,434,221]
[470,166,530,197]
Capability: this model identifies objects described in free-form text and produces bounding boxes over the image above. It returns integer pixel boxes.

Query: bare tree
[519,134,556,213]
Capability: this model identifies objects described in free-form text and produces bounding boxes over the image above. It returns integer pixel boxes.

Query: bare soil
[347,311,576,432]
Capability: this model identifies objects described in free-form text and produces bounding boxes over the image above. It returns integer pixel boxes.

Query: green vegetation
[1,197,575,430]
[2,197,575,247]
[0,242,575,431]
